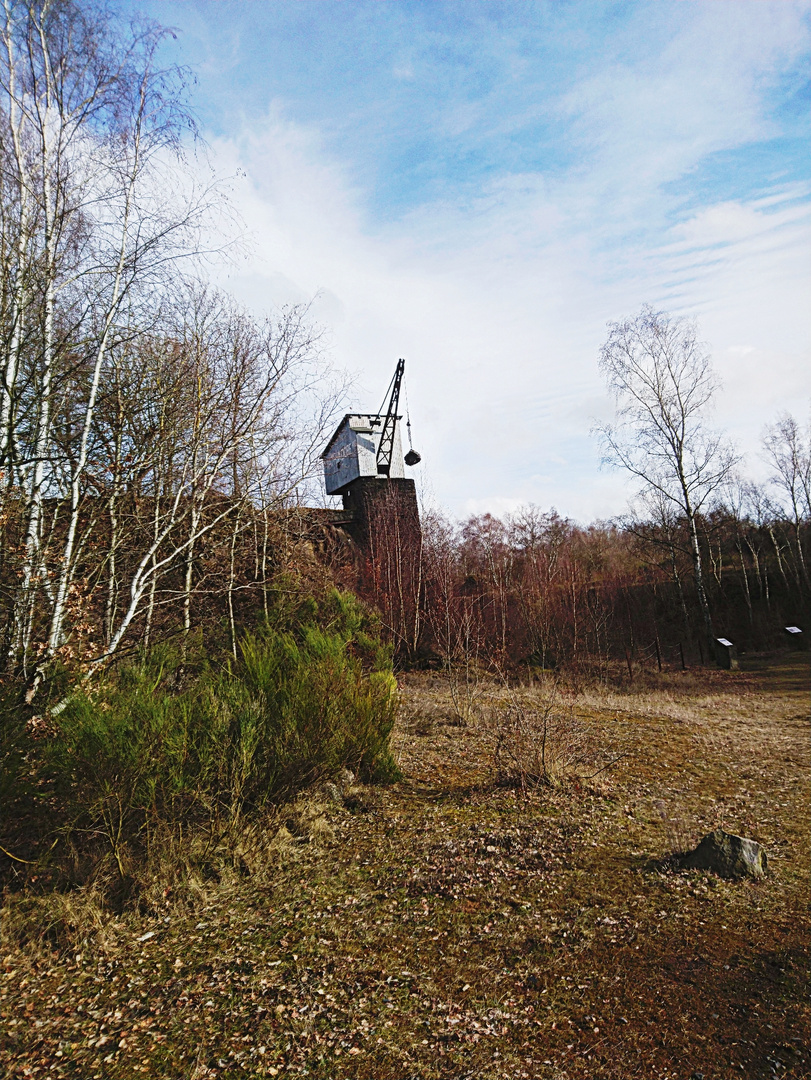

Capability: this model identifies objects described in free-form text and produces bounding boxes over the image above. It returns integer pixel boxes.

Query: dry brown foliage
[1,652,808,1079]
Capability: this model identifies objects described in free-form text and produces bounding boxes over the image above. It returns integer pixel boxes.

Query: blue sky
[131,0,810,522]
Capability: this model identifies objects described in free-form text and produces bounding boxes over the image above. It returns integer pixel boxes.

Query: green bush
[5,591,399,887]
[40,654,220,876]
[232,622,398,799]
[0,684,31,863]
[0,688,27,810]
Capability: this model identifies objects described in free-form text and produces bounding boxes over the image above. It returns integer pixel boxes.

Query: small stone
[321,781,343,804]
[678,829,767,880]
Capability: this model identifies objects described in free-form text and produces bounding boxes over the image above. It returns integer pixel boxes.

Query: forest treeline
[403,483,810,675]
[368,307,811,674]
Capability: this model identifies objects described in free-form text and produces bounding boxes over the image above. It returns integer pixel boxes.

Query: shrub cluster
[1,590,398,903]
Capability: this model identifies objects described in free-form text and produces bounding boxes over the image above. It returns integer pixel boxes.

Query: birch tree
[762,411,811,593]
[596,305,738,659]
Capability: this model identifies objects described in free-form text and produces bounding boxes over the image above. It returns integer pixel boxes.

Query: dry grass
[1,652,808,1079]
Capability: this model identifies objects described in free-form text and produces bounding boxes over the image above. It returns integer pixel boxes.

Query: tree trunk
[688,513,715,661]
[736,540,753,627]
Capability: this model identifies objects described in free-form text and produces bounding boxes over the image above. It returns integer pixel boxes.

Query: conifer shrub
[1,590,399,899]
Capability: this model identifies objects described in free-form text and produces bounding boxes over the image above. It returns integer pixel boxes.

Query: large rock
[678,829,767,879]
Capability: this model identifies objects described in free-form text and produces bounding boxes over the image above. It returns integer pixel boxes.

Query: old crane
[321,359,421,497]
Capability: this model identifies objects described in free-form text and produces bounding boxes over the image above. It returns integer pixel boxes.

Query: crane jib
[376,358,405,477]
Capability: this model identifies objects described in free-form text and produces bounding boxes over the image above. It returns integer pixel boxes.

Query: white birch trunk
[46,95,144,657]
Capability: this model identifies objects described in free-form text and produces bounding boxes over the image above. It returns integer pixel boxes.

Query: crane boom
[376,358,405,476]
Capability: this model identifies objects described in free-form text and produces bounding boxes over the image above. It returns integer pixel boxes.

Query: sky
[130,0,810,524]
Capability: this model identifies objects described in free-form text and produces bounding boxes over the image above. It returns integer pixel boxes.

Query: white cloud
[200,4,810,524]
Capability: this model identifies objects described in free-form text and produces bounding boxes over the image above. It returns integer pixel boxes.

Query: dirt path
[1,655,808,1079]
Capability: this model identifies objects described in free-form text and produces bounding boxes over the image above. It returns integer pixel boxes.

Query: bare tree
[762,411,811,593]
[421,509,485,722]
[739,481,775,607]
[596,305,738,659]
[93,289,324,667]
[507,505,570,672]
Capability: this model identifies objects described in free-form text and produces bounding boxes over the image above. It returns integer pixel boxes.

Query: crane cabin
[322,413,406,495]
[321,359,420,497]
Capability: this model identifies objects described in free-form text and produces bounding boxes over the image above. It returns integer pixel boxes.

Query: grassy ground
[1,652,808,1079]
